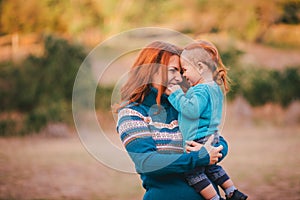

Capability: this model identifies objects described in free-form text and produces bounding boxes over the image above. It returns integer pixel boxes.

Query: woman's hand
[185,136,223,165]
[206,145,223,165]
[185,140,203,152]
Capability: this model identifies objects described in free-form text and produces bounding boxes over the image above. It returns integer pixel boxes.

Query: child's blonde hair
[182,40,230,93]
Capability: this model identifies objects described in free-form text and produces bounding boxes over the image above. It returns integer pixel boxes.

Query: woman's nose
[175,71,183,83]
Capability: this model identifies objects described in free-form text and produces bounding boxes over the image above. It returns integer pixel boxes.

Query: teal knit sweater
[117,87,228,200]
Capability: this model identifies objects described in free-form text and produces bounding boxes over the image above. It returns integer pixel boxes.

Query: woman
[116,41,228,200]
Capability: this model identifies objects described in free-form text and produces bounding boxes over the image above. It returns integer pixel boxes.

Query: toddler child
[168,40,248,200]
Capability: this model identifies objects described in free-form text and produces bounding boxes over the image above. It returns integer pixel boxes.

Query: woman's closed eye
[168,68,178,73]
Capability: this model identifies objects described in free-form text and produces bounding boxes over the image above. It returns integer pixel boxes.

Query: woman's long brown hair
[117,41,182,110]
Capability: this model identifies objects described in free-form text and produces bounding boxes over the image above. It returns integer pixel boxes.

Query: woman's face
[152,55,182,94]
[166,55,183,89]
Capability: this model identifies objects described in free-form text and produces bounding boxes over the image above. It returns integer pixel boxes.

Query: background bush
[0,35,88,135]
[217,45,300,106]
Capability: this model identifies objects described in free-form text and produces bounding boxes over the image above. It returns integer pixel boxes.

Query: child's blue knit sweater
[168,82,223,145]
[117,87,228,200]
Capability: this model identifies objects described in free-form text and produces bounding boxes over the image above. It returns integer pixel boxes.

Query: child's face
[180,59,202,86]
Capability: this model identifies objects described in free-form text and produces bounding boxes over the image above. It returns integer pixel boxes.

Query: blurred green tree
[279,1,300,24]
[0,35,87,135]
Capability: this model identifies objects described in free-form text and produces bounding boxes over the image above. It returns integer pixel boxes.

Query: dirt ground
[1,123,300,200]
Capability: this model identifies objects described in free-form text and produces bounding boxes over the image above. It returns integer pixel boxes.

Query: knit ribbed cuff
[196,147,210,166]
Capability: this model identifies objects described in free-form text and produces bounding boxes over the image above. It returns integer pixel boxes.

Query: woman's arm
[217,136,228,162]
[117,108,222,176]
[185,135,228,163]
[125,136,210,175]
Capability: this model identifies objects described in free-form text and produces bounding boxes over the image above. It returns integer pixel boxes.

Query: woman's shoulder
[118,102,149,118]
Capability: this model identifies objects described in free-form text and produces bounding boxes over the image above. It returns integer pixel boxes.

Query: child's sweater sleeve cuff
[168,89,184,104]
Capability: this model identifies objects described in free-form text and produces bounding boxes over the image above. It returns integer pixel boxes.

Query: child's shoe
[226,189,248,200]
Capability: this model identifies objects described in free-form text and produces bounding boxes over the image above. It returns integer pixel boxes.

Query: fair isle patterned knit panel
[118,108,184,153]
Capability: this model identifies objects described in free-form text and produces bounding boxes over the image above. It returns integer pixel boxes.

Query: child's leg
[205,164,230,188]
[205,165,235,195]
[220,179,236,196]
[205,165,248,199]
[197,183,219,200]
[185,168,220,200]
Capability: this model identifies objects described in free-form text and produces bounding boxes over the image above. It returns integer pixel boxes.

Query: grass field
[1,123,300,200]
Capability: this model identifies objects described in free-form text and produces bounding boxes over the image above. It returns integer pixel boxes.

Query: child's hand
[167,84,181,94]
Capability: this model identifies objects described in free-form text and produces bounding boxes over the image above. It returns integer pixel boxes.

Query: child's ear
[198,61,209,71]
[197,61,203,69]
[196,62,204,74]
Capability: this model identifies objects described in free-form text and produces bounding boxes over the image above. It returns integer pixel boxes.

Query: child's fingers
[167,85,181,93]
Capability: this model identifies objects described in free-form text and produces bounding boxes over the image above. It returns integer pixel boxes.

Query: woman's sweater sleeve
[217,136,228,162]
[117,108,210,176]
